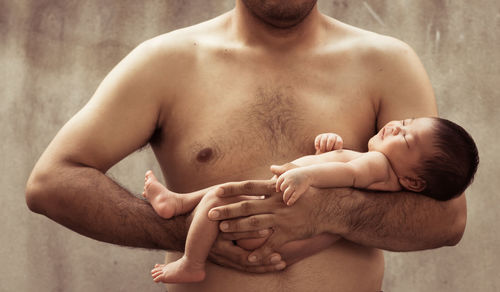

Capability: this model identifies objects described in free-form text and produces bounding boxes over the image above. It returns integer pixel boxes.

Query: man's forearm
[26,164,187,251]
[318,188,466,251]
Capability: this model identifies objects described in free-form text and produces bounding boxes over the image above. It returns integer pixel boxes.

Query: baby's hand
[314,133,343,154]
[276,169,311,206]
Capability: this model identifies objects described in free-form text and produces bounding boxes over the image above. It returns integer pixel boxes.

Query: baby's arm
[277,152,396,205]
[270,133,344,183]
[305,152,395,189]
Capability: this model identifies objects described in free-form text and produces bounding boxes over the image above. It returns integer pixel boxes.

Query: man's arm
[207,181,465,263]
[25,37,289,272]
[320,188,467,251]
[25,39,187,250]
[336,35,467,249]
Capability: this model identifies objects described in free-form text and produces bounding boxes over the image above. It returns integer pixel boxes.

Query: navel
[196,147,214,162]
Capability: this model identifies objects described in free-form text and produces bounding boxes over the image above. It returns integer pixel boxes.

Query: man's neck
[230,1,325,50]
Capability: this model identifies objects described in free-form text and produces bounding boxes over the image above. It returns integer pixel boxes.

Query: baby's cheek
[236,235,270,251]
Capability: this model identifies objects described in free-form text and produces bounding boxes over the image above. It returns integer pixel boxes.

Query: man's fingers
[209,253,286,273]
[270,165,286,177]
[219,214,275,232]
[211,239,254,265]
[248,235,285,264]
[220,229,272,241]
[209,239,286,272]
[208,197,280,220]
[218,180,275,197]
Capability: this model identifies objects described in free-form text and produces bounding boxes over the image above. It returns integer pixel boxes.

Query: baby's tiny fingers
[283,188,294,204]
[287,192,301,206]
[279,178,289,192]
[326,136,336,151]
[314,135,321,150]
[320,136,328,152]
[334,136,344,150]
[276,176,285,192]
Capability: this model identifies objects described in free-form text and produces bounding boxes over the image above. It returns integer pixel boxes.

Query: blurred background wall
[1,0,498,291]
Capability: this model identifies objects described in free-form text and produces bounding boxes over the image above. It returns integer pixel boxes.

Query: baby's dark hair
[416,117,479,201]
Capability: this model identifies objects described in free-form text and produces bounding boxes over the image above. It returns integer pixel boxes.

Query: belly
[164,240,384,292]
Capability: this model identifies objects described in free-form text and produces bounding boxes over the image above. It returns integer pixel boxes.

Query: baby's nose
[392,126,401,135]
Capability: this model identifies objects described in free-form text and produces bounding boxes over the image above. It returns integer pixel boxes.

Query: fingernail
[220,222,228,231]
[248,255,257,262]
[275,262,286,270]
[259,229,269,236]
[270,255,281,264]
[209,210,220,219]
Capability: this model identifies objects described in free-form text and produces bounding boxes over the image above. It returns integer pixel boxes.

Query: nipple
[196,147,213,162]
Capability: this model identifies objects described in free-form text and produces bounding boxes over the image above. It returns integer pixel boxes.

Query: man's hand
[208,232,287,273]
[208,180,329,265]
[178,182,285,273]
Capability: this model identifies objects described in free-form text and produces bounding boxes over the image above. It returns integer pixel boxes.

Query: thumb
[270,165,287,176]
[248,236,283,265]
[270,163,298,175]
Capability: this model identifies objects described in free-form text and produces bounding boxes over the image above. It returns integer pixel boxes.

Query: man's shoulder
[139,13,230,59]
[323,18,415,65]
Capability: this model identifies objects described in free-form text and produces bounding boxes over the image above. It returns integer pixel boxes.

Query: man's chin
[261,18,305,29]
[242,0,317,29]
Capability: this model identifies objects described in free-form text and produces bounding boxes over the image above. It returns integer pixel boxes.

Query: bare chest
[154,59,377,192]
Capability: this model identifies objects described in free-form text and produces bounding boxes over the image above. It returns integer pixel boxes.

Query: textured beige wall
[1,1,498,291]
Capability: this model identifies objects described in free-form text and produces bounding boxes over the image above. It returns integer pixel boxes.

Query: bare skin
[275,118,436,206]
[143,172,270,283]
[148,186,225,283]
[25,1,467,291]
[142,170,204,220]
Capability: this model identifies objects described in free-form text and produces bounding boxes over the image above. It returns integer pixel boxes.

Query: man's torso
[149,12,386,292]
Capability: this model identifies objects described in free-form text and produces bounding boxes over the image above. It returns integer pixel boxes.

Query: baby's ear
[399,176,426,192]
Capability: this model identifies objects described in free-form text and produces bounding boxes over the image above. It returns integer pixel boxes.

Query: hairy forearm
[317,188,466,251]
[26,164,187,251]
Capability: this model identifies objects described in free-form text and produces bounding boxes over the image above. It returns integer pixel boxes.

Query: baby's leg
[143,170,205,219]
[151,187,225,283]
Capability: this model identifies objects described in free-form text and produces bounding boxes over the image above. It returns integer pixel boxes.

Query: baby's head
[368,117,479,200]
[415,117,479,200]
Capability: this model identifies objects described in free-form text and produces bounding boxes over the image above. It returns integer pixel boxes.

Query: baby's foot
[151,257,206,283]
[143,170,182,219]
